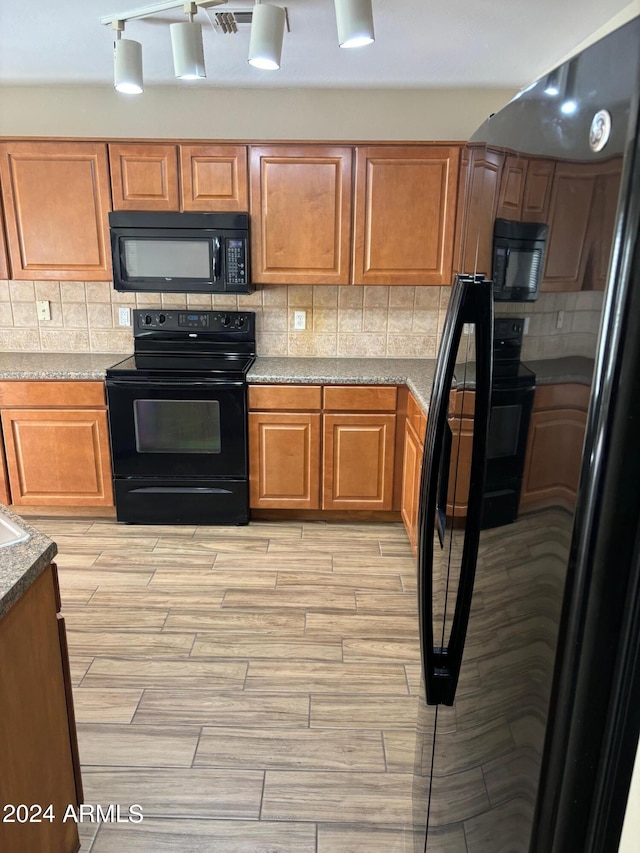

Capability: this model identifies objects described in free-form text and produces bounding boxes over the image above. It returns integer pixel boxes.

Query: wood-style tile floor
[34,516,419,853]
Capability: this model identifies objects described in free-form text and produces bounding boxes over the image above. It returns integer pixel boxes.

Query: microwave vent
[212,8,289,34]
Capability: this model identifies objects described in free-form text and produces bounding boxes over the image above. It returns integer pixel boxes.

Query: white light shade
[170,21,205,79]
[248,4,285,70]
[114,38,143,94]
[334,0,374,48]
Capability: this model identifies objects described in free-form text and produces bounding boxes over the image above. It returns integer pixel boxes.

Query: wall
[0,279,603,361]
[0,87,516,142]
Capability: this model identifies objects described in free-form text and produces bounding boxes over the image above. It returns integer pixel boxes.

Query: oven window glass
[123,238,211,280]
[134,400,221,453]
[487,404,521,459]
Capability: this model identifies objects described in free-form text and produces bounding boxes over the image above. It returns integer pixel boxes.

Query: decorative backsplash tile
[0,279,603,360]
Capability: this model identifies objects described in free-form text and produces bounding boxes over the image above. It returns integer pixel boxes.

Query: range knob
[155,313,166,325]
[143,314,153,325]
[233,316,245,329]
[220,314,231,327]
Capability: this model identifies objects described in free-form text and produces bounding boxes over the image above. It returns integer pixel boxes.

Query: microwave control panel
[225,238,248,286]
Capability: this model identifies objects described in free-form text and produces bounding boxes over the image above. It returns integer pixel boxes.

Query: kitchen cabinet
[496,155,555,223]
[446,388,475,520]
[519,383,590,512]
[454,145,503,278]
[541,162,597,292]
[0,140,112,281]
[248,383,398,513]
[352,145,460,285]
[0,563,82,853]
[0,381,114,507]
[109,142,249,212]
[248,385,322,510]
[0,438,10,505]
[401,393,427,554]
[249,145,353,285]
[0,180,9,279]
[583,156,623,291]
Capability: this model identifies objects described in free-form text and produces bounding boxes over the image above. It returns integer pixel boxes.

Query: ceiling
[0,0,634,91]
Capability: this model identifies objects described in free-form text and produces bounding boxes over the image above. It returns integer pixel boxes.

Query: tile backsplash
[0,279,602,361]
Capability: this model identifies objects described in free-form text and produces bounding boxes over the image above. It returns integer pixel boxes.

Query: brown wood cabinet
[520,384,590,512]
[248,383,398,513]
[0,141,112,281]
[0,564,82,853]
[454,145,503,277]
[542,162,598,292]
[583,156,623,291]
[401,393,427,554]
[496,155,554,223]
[250,145,353,285]
[0,437,10,505]
[249,385,322,510]
[352,145,460,285]
[446,389,475,520]
[0,181,9,279]
[109,142,249,212]
[0,381,114,507]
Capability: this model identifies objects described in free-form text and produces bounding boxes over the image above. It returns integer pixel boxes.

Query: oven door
[106,379,247,479]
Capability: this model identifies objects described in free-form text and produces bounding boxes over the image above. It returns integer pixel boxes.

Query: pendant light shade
[334,0,375,48]
[170,20,206,79]
[248,3,285,70]
[114,38,143,94]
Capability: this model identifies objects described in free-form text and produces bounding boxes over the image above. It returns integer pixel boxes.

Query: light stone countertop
[0,504,57,620]
[0,352,127,380]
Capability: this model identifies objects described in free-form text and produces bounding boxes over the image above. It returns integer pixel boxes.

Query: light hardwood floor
[34,516,419,853]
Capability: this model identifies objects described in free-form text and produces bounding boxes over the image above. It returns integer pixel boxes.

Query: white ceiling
[0,1,634,91]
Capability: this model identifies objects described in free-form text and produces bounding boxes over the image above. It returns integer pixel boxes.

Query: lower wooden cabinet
[0,563,82,853]
[520,384,590,512]
[0,381,114,507]
[248,383,398,513]
[401,393,427,553]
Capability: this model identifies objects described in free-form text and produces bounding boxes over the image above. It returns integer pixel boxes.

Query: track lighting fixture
[334,0,375,49]
[113,20,144,94]
[170,2,206,79]
[248,1,285,70]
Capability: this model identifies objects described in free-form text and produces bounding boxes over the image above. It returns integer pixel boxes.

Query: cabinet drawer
[406,393,427,442]
[248,384,322,411]
[323,385,397,412]
[533,383,591,412]
[0,381,106,408]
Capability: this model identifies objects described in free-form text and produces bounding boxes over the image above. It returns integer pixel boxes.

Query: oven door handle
[106,379,245,389]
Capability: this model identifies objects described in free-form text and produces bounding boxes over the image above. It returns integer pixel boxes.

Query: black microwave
[492,218,548,302]
[109,211,252,295]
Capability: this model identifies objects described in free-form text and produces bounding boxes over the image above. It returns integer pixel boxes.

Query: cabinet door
[496,155,527,221]
[583,157,623,292]
[521,158,555,223]
[1,408,114,506]
[0,141,112,281]
[401,420,422,553]
[109,143,179,211]
[352,145,460,285]
[542,162,597,291]
[323,413,396,510]
[456,146,503,277]
[0,438,10,505]
[0,565,80,853]
[249,412,321,509]
[446,415,474,519]
[250,145,353,285]
[180,145,248,211]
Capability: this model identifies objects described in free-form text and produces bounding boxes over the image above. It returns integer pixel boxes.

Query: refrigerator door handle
[418,273,493,707]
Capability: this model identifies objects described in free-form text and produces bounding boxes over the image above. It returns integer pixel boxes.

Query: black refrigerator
[412,16,640,853]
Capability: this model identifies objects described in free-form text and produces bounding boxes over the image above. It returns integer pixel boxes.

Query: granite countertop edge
[0,505,57,620]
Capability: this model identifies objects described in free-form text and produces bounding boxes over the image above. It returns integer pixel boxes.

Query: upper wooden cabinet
[496,155,554,223]
[352,145,460,285]
[250,145,353,285]
[454,145,503,278]
[542,162,598,292]
[180,144,248,211]
[109,143,180,210]
[109,142,249,212]
[0,141,112,281]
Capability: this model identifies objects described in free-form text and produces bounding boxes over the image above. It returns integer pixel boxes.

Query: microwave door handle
[213,237,221,282]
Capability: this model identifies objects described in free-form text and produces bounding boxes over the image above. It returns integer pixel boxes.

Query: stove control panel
[134,309,254,335]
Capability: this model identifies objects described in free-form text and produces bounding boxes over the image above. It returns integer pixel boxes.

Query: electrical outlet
[556,310,564,329]
[36,300,51,322]
[118,307,131,326]
[294,310,306,331]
